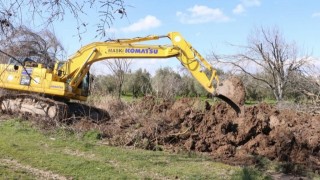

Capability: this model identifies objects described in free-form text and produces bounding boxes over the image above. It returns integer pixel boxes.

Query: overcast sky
[50,0,320,75]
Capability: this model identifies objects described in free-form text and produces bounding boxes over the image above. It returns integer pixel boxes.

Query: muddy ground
[68,96,320,172]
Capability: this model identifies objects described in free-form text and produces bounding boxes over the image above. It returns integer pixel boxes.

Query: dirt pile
[72,97,320,170]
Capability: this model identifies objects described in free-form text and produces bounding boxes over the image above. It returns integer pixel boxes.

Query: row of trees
[91,67,208,100]
[91,63,320,104]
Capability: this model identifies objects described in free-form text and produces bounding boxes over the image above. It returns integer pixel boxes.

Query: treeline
[91,67,209,100]
[90,66,320,104]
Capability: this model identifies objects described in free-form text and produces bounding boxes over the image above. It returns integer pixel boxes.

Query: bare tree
[211,26,311,101]
[0,0,127,38]
[287,63,320,104]
[103,58,132,100]
[0,26,65,65]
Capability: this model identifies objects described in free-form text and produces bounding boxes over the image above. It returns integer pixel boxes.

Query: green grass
[121,94,137,102]
[0,119,272,179]
[245,99,277,105]
[0,163,35,179]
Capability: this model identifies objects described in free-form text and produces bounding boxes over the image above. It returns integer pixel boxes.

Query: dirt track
[0,159,67,180]
[74,97,320,171]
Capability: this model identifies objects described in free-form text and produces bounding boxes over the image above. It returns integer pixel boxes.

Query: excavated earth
[71,96,320,172]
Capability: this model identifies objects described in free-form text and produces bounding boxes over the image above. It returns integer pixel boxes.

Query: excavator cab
[78,72,91,97]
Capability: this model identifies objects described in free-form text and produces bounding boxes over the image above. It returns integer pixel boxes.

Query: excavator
[0,32,245,121]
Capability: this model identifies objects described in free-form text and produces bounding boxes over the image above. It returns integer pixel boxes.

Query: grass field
[0,119,274,179]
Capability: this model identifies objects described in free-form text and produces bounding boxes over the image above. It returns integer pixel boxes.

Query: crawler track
[0,94,67,121]
[0,94,109,122]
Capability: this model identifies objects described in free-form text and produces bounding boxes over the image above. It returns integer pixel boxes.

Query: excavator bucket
[214,76,246,115]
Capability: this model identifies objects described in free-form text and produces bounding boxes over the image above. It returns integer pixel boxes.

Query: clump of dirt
[216,76,246,108]
[66,97,320,171]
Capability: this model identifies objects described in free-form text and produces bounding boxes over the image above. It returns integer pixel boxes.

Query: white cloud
[121,15,161,33]
[232,0,261,16]
[241,0,261,7]
[312,12,320,18]
[176,5,230,24]
[233,4,245,14]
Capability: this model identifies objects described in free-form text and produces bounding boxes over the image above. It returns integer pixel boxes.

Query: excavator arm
[59,32,218,92]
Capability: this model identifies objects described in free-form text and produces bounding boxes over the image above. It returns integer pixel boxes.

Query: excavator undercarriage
[0,93,110,122]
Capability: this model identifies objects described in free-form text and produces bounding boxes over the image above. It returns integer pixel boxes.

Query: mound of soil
[72,97,320,171]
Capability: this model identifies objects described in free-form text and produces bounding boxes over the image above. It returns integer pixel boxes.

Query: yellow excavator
[0,32,245,120]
